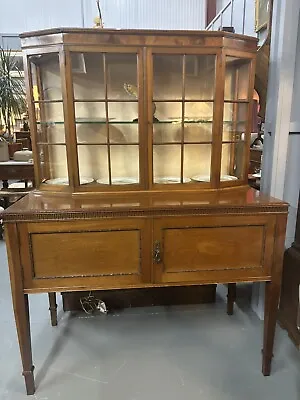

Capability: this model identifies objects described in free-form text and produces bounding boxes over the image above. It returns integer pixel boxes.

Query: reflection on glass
[37,124,65,144]
[224,57,250,101]
[30,53,62,101]
[153,55,183,100]
[108,102,138,122]
[153,145,181,182]
[184,144,211,181]
[110,145,139,184]
[184,123,212,143]
[36,102,65,143]
[36,102,64,124]
[223,102,248,140]
[72,52,138,101]
[185,102,213,122]
[153,124,181,143]
[75,102,106,123]
[221,142,245,179]
[106,53,137,100]
[185,55,216,100]
[76,124,107,144]
[109,124,139,143]
[38,145,68,183]
[154,102,182,123]
[78,145,108,183]
[72,53,104,100]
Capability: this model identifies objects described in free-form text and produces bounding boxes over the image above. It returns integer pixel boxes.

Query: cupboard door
[153,215,276,284]
[19,219,151,291]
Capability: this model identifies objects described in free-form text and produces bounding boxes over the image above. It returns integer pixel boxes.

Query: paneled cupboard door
[70,49,145,189]
[152,216,276,284]
[19,218,152,291]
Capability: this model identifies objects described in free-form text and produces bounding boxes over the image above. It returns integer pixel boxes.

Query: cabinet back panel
[163,225,263,272]
[30,230,141,279]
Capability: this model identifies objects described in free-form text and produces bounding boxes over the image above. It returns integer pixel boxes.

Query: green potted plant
[0,47,26,157]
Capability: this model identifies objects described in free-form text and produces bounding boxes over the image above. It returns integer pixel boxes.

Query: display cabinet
[2,29,288,395]
[24,29,255,191]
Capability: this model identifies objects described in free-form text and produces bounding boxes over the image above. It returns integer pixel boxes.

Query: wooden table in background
[0,161,35,189]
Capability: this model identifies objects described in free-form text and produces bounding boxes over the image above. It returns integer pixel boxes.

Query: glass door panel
[184,144,212,182]
[30,53,62,101]
[153,55,183,100]
[38,144,68,185]
[72,53,105,100]
[35,102,66,144]
[78,145,109,185]
[185,55,216,100]
[222,57,251,182]
[106,53,138,100]
[153,145,181,184]
[221,142,245,180]
[30,54,67,185]
[153,124,181,144]
[223,102,248,141]
[152,53,216,186]
[71,51,140,186]
[110,145,139,185]
[224,57,251,101]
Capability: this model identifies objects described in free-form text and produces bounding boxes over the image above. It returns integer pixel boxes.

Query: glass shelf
[36,120,247,125]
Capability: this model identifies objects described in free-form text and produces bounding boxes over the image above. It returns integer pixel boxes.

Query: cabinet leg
[227,283,236,315]
[6,224,35,395]
[48,292,58,327]
[15,294,35,395]
[262,281,280,376]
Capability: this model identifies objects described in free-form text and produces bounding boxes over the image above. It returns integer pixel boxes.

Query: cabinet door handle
[153,240,162,264]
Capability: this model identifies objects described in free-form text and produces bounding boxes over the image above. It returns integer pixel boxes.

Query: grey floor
[0,242,300,400]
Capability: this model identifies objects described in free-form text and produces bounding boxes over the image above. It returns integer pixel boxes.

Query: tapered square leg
[262,281,280,376]
[227,283,236,315]
[48,292,58,326]
[5,224,35,395]
[15,293,35,395]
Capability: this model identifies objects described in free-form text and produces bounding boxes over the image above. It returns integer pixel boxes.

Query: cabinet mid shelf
[36,120,247,125]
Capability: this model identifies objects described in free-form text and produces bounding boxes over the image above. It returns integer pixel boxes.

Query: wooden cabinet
[22,28,257,191]
[1,28,288,395]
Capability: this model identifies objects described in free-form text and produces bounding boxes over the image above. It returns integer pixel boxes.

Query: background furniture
[278,194,300,348]
[1,28,288,395]
[15,131,32,151]
[0,161,35,208]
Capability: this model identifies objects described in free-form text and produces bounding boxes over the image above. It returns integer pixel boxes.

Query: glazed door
[69,48,146,191]
[152,215,276,284]
[147,48,256,189]
[147,48,217,189]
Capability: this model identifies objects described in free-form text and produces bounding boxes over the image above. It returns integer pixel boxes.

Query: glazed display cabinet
[26,28,256,190]
[2,28,288,395]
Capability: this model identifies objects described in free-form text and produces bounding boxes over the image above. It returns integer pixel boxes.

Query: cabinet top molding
[20,28,257,51]
[0,188,288,223]
[20,27,258,41]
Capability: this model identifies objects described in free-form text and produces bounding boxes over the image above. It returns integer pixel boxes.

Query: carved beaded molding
[1,205,288,222]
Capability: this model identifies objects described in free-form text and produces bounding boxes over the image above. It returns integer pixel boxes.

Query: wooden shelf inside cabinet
[1,28,288,395]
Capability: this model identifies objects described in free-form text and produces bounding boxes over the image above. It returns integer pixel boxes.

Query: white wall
[207,0,257,38]
[216,0,230,14]
[0,0,84,33]
[83,0,205,30]
[0,0,206,33]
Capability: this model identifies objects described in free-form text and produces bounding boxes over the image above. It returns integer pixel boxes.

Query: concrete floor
[0,241,300,400]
